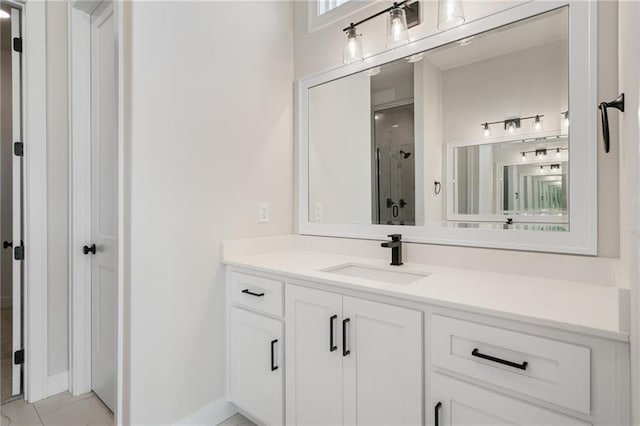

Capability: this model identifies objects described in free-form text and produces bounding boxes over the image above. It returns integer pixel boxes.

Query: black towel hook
[598,93,624,153]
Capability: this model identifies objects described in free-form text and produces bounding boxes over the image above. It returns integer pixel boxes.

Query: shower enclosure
[373,103,416,225]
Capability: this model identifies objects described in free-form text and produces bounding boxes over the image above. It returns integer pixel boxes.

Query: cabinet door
[430,373,591,426]
[230,307,283,426]
[286,285,343,426]
[343,297,423,426]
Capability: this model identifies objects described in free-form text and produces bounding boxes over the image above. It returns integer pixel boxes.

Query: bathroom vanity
[224,246,630,425]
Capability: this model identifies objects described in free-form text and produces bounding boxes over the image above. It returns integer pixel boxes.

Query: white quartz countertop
[224,249,627,342]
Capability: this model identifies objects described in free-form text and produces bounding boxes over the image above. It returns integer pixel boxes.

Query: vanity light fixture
[482,122,490,138]
[480,115,543,136]
[535,148,547,157]
[556,147,562,157]
[387,4,410,47]
[343,25,364,64]
[533,115,543,131]
[521,146,567,159]
[550,164,561,170]
[341,1,420,62]
[562,110,570,127]
[521,152,527,161]
[437,0,465,30]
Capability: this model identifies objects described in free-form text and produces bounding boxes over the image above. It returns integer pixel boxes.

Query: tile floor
[217,413,256,426]
[0,391,113,426]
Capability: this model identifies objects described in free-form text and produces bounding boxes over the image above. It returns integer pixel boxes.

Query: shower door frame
[371,99,415,225]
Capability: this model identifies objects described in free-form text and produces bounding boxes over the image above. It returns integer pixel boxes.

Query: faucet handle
[387,234,402,241]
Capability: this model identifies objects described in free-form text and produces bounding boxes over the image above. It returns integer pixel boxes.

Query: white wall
[309,74,371,224]
[441,41,567,143]
[45,0,69,378]
[124,1,293,423]
[294,0,620,258]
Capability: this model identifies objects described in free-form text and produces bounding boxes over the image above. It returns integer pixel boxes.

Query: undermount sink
[322,263,430,285]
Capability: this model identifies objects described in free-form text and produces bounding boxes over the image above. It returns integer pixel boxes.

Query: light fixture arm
[342,1,410,32]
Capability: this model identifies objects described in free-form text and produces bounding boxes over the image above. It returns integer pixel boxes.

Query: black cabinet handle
[342,318,351,356]
[3,241,12,249]
[599,93,624,153]
[83,244,96,255]
[271,339,278,371]
[472,348,528,370]
[241,289,265,297]
[434,402,442,426]
[329,315,338,352]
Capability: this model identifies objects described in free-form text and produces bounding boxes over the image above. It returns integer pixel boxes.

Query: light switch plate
[259,202,270,223]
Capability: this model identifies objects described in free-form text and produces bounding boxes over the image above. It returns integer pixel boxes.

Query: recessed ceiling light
[0,10,10,19]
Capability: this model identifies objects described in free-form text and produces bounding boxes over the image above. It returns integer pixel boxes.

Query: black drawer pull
[434,402,442,426]
[241,289,264,297]
[342,318,351,356]
[271,339,278,371]
[329,315,338,352]
[472,348,528,370]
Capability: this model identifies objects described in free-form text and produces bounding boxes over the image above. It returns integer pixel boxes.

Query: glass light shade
[533,115,543,131]
[482,123,490,138]
[343,27,363,64]
[386,7,409,48]
[437,0,465,30]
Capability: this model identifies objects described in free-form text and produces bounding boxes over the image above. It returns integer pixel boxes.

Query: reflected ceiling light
[437,0,465,30]
[392,124,400,128]
[364,66,381,76]
[533,115,543,131]
[407,53,424,63]
[458,36,474,46]
[343,25,364,64]
[387,4,410,48]
[0,10,9,19]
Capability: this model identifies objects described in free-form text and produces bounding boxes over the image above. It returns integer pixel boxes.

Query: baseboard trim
[46,371,69,397]
[176,398,237,426]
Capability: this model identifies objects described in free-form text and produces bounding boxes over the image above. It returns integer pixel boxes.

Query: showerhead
[399,150,412,159]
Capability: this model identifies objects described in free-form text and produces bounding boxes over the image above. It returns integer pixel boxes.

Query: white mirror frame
[297,0,597,255]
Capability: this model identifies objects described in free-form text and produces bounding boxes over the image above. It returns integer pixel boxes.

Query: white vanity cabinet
[285,285,423,426]
[430,373,590,426]
[228,271,284,425]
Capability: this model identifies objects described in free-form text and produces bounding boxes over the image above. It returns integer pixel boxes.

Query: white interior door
[90,0,117,412]
[10,6,23,398]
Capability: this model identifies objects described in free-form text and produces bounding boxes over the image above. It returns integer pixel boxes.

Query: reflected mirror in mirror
[308,7,568,230]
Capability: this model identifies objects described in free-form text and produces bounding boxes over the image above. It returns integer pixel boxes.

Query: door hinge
[13,37,22,53]
[14,244,24,261]
[14,349,24,365]
[14,142,23,157]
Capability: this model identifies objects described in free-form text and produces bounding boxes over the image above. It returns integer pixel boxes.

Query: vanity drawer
[230,271,283,317]
[431,315,591,414]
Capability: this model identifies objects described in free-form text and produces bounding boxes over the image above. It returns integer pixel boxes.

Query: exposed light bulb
[0,10,9,19]
[482,123,490,138]
[507,122,515,134]
[533,115,542,131]
[343,26,363,64]
[437,0,465,30]
[386,7,409,48]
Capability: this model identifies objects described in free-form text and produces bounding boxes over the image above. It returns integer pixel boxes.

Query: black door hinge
[13,37,22,53]
[14,244,24,261]
[14,349,24,365]
[14,142,23,157]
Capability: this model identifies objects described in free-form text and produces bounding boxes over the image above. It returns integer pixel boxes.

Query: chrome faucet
[381,234,403,266]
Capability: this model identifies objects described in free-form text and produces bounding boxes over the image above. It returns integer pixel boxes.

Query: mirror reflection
[308,7,569,230]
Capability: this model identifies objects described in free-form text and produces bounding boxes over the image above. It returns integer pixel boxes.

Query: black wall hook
[599,93,624,153]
